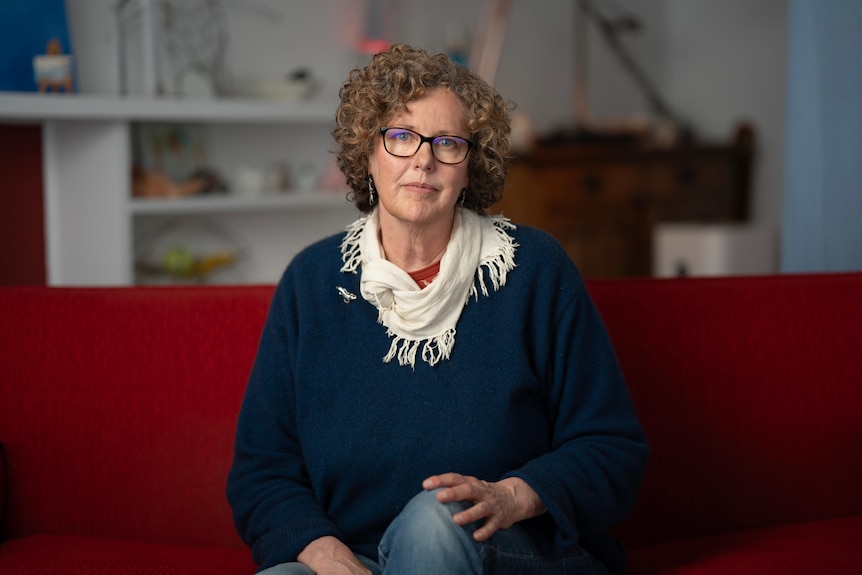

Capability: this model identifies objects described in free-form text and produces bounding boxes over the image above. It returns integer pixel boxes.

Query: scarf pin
[336,286,357,303]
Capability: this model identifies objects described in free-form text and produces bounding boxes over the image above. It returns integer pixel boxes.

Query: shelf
[0,92,337,124]
[2,90,351,285]
[129,192,354,215]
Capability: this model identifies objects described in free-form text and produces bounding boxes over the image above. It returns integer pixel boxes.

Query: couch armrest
[0,444,5,540]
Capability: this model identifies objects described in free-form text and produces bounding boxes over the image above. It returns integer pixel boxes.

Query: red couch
[1,274,860,574]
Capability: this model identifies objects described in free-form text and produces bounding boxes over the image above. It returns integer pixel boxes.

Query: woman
[227,44,648,575]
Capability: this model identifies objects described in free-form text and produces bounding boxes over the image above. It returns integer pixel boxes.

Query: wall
[663,0,788,240]
[66,0,670,133]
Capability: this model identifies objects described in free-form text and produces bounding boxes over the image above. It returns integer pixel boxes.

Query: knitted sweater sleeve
[226,269,341,569]
[503,235,648,560]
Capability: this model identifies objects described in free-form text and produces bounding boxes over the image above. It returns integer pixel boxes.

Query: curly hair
[332,44,512,214]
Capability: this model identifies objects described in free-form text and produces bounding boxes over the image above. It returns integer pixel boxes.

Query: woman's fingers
[424,473,517,540]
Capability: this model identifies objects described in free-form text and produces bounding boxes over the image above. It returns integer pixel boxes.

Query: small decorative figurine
[33,38,74,93]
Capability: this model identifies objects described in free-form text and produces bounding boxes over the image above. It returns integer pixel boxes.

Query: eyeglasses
[379,127,474,165]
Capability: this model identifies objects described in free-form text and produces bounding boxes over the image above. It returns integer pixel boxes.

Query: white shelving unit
[0,92,358,286]
[129,192,349,216]
[0,91,338,122]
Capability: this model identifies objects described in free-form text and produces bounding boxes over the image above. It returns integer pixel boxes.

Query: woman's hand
[422,473,546,542]
[297,536,373,575]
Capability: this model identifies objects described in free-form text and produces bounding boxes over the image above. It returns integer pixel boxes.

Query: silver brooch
[336,286,357,303]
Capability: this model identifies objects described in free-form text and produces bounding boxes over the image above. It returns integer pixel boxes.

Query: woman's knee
[404,488,469,522]
[380,488,477,556]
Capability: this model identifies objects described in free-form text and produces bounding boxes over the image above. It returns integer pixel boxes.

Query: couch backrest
[0,285,273,549]
[2,275,861,551]
[588,273,862,548]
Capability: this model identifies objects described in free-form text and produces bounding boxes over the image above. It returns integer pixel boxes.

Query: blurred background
[2,0,859,285]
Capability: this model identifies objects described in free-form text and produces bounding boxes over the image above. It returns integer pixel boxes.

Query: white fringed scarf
[340,208,517,368]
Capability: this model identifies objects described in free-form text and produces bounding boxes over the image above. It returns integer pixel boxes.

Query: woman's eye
[392,130,412,142]
[437,137,455,148]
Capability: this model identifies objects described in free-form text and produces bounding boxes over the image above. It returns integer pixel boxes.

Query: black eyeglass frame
[379,127,475,165]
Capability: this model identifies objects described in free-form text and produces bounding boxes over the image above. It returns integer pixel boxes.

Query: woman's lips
[404,181,437,193]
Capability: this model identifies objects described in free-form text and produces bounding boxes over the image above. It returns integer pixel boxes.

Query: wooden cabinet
[494,128,754,277]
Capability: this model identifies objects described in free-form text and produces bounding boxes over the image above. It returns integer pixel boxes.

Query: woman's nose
[413,141,435,169]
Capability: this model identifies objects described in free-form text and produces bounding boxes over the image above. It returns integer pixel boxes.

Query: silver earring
[368,176,377,207]
[458,188,467,209]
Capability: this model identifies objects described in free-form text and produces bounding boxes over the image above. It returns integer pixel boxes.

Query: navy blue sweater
[227,224,647,573]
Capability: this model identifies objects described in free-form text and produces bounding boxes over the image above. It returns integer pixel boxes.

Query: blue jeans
[258,489,608,575]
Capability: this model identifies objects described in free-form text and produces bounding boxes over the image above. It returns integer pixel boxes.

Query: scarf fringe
[384,328,456,368]
[472,215,518,301]
[340,216,367,274]
[341,211,517,368]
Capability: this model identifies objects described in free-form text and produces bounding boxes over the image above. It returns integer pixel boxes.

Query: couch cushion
[588,274,862,548]
[0,286,273,547]
[0,534,257,574]
[627,515,862,574]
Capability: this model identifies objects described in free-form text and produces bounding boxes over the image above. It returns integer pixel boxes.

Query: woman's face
[368,87,470,233]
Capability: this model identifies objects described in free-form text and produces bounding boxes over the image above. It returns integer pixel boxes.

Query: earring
[368,176,377,207]
[458,188,467,209]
